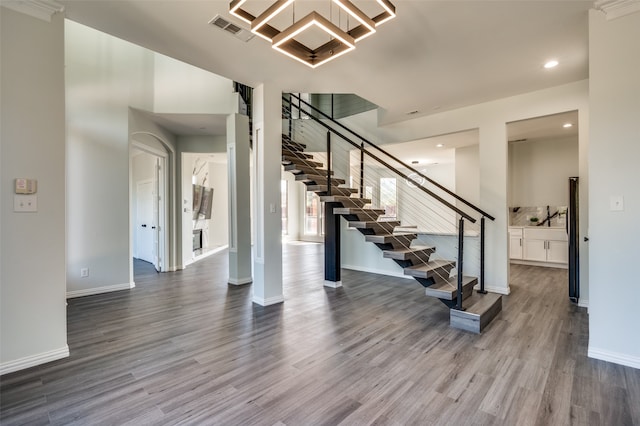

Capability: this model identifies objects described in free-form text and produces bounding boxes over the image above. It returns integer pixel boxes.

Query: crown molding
[594,0,640,20]
[1,0,65,22]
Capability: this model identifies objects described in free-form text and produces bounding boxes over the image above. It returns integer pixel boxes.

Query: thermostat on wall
[15,178,37,194]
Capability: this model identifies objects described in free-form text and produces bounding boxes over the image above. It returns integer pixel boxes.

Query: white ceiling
[59,0,592,127]
[508,110,579,142]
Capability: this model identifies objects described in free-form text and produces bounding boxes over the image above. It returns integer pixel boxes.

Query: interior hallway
[1,243,638,425]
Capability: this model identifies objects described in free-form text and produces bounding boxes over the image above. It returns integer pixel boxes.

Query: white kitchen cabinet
[509,227,523,259]
[522,227,568,265]
[523,238,547,262]
[547,240,569,263]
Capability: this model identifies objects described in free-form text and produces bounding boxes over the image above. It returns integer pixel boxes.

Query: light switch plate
[14,195,37,212]
[610,195,624,211]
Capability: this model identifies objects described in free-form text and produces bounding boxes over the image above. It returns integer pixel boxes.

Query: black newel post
[456,217,465,310]
[478,216,487,294]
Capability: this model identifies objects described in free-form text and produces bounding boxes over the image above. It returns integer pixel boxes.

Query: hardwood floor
[1,243,639,425]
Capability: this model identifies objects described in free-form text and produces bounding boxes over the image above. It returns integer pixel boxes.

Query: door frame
[130,141,169,273]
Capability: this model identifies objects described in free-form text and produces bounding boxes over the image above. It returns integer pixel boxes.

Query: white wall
[208,161,229,248]
[153,54,236,114]
[66,21,155,296]
[455,144,480,206]
[509,136,578,207]
[1,8,68,373]
[66,21,236,293]
[588,9,640,368]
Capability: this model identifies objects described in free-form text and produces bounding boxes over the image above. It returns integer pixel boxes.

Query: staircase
[282,133,502,333]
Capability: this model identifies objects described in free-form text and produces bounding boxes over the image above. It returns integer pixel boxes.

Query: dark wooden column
[324,202,341,287]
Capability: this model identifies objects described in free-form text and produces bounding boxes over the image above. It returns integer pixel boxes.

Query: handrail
[283,97,476,223]
[287,93,495,222]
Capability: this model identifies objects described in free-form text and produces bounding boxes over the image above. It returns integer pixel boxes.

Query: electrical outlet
[80,268,89,278]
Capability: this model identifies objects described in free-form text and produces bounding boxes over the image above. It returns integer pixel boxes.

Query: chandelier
[229,0,396,68]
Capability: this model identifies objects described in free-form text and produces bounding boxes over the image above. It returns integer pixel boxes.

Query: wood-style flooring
[1,242,639,425]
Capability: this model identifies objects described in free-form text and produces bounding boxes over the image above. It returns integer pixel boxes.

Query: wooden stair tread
[282,150,314,159]
[365,232,418,242]
[295,174,346,184]
[425,276,477,300]
[306,185,357,196]
[334,207,385,216]
[320,196,371,206]
[349,220,401,228]
[383,245,435,260]
[284,164,333,175]
[404,259,455,278]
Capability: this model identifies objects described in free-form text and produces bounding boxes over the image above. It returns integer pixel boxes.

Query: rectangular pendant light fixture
[228,0,396,68]
[251,0,295,39]
[331,0,376,42]
[272,11,355,68]
[373,0,396,26]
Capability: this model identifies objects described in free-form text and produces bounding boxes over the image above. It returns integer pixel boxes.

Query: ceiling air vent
[209,15,255,42]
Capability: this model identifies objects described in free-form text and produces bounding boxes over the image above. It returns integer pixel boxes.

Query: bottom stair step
[449,292,502,334]
[425,276,477,301]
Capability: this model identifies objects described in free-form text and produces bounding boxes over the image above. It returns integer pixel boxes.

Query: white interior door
[136,180,155,264]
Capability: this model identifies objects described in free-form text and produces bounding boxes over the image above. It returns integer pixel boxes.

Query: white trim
[588,347,640,370]
[482,285,511,295]
[510,259,568,269]
[253,295,285,306]
[594,0,640,20]
[2,0,64,22]
[578,298,589,309]
[229,277,252,285]
[192,245,228,262]
[0,345,69,375]
[66,282,134,299]
[342,264,413,280]
[324,280,343,288]
[472,284,511,295]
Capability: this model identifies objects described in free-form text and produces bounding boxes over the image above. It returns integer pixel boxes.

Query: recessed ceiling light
[563,123,573,128]
[544,60,559,69]
[436,143,444,148]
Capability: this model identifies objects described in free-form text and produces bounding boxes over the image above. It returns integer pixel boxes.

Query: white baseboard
[510,259,568,269]
[342,264,413,280]
[66,282,134,299]
[479,285,511,295]
[324,280,343,288]
[253,295,285,306]
[588,347,640,370]
[1,345,69,375]
[229,277,252,285]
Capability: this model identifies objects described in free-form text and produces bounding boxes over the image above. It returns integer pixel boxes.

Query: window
[304,190,324,236]
[281,180,288,235]
[380,178,397,219]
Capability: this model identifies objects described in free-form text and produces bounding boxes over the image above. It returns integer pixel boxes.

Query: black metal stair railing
[282,94,495,311]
